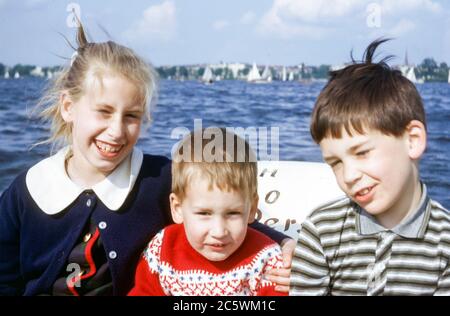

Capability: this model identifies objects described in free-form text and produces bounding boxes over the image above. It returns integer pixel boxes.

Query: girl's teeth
[97,142,121,153]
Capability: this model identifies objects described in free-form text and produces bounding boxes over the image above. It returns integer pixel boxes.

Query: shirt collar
[26,146,143,215]
[356,183,431,238]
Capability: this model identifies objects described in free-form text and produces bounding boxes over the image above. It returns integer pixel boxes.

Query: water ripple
[1,78,449,208]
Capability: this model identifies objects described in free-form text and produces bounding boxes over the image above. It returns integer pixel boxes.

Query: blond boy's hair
[35,22,158,150]
[171,128,258,203]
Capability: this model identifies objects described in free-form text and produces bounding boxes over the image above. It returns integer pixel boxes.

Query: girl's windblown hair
[35,22,158,151]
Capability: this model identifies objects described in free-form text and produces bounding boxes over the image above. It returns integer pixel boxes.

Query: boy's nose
[210,219,228,239]
[342,162,362,186]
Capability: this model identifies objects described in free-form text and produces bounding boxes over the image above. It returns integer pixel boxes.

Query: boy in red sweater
[129,128,286,296]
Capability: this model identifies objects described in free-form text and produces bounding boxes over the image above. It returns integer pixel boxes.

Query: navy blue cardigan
[0,154,286,296]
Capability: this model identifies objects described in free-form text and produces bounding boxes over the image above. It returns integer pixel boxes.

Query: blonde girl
[0,24,172,296]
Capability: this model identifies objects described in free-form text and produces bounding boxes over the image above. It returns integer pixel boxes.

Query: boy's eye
[195,211,210,216]
[356,149,370,157]
[226,210,244,217]
[329,160,342,168]
[97,109,111,114]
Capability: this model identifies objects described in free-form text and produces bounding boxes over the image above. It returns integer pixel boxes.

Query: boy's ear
[170,193,184,224]
[60,91,74,123]
[405,120,427,160]
[247,195,259,224]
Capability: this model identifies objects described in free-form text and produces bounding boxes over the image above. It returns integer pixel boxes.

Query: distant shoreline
[1,59,449,83]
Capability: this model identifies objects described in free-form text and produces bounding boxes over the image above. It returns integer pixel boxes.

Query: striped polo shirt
[290,184,450,296]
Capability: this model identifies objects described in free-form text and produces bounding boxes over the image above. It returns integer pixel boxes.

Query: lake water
[0,77,448,208]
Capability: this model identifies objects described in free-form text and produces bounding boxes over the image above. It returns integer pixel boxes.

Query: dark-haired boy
[290,39,450,296]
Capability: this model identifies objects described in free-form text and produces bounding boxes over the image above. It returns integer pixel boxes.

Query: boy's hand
[265,238,296,293]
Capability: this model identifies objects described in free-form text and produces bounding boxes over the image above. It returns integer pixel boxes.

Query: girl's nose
[107,116,125,140]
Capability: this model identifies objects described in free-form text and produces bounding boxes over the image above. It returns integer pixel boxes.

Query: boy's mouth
[353,185,376,204]
[206,243,228,251]
[95,140,124,157]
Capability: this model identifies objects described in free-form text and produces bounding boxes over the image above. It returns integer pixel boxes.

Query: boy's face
[170,176,257,262]
[320,124,425,227]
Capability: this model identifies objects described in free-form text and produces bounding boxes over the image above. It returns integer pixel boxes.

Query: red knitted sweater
[129,224,286,296]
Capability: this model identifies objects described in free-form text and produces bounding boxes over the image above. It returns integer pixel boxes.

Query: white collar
[26,146,143,215]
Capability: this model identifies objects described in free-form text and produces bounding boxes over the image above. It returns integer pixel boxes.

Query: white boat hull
[257,161,344,239]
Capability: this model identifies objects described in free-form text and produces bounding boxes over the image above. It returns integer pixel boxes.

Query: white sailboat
[14,71,20,79]
[30,66,44,77]
[405,67,417,83]
[261,65,272,82]
[4,70,10,79]
[281,66,287,82]
[247,62,262,82]
[400,63,424,84]
[47,71,53,79]
[201,65,214,84]
[288,71,294,81]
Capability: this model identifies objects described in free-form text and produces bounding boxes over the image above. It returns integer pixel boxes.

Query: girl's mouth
[95,140,123,158]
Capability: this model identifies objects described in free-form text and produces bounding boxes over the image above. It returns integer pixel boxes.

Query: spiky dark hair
[310,38,426,143]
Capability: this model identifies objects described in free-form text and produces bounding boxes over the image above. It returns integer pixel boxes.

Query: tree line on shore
[1,58,449,82]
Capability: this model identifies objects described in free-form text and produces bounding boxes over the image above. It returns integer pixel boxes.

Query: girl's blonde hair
[36,23,158,150]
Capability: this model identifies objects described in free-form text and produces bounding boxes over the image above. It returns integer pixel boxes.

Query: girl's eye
[126,113,141,119]
[196,212,210,216]
[97,109,110,114]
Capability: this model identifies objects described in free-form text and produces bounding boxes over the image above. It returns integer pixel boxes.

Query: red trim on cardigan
[67,228,101,296]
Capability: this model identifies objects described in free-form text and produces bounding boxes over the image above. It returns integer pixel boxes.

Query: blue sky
[1,0,450,67]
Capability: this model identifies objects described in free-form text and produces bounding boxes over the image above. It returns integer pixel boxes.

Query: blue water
[0,77,448,208]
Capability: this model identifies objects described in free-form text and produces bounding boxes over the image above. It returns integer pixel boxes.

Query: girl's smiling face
[61,72,144,186]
